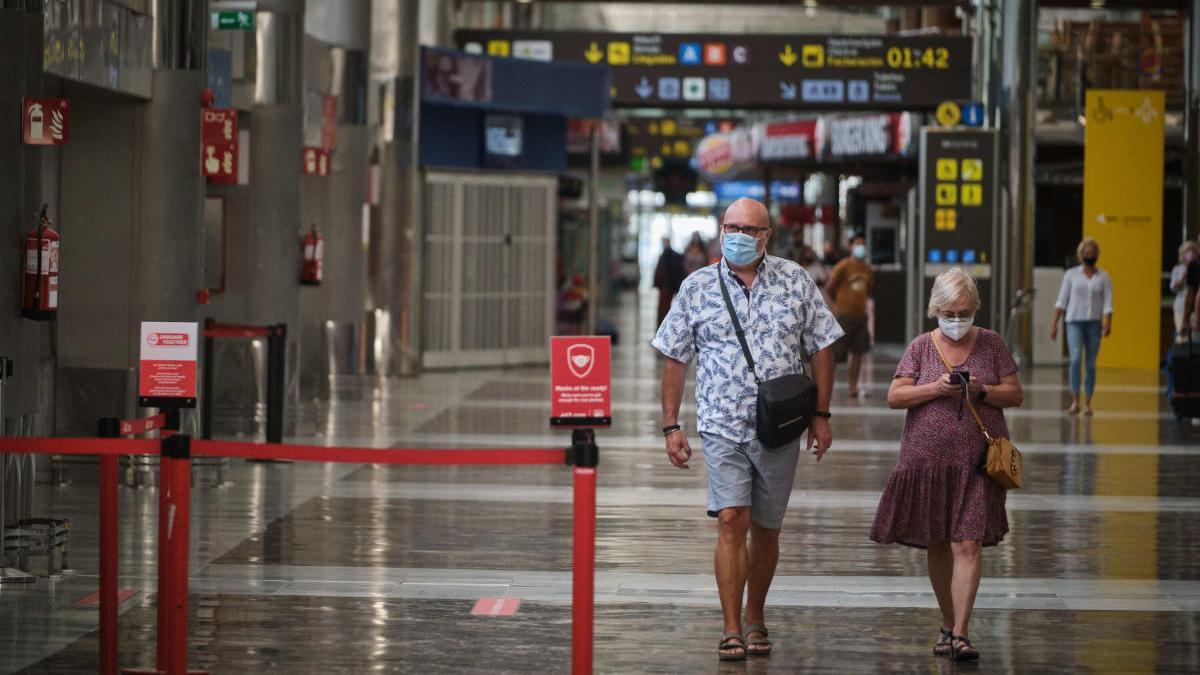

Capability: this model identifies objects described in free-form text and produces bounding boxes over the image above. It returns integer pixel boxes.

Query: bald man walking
[652,198,842,661]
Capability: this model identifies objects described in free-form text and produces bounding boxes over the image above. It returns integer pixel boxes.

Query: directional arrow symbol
[780,81,797,100]
[635,77,654,99]
[585,42,603,64]
[779,44,798,67]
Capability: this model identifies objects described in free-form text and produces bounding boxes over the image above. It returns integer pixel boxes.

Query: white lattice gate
[422,171,557,368]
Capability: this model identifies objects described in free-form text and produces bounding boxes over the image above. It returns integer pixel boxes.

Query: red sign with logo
[550,336,612,427]
[201,108,238,184]
[303,147,330,177]
[139,322,198,400]
[22,98,69,145]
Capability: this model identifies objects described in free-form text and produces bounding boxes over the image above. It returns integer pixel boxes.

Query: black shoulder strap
[717,268,761,385]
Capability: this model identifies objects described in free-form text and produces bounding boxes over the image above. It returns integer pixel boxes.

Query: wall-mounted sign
[759,120,817,161]
[696,126,757,181]
[484,114,524,168]
[22,98,69,145]
[456,31,972,110]
[211,11,254,30]
[201,108,238,184]
[303,147,330,177]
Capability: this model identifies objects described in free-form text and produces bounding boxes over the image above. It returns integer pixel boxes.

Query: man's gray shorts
[701,432,801,530]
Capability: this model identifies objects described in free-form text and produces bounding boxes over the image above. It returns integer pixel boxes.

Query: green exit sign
[211,11,254,30]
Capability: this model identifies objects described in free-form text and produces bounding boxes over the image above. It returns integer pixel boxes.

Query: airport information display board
[919,128,999,328]
[455,31,972,109]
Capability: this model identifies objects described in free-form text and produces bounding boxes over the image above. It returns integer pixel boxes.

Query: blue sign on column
[962,102,985,127]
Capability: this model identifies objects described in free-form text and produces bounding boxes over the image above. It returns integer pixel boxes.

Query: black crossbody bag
[718,271,818,449]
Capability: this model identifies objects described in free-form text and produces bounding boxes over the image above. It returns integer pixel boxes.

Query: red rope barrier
[190,440,565,465]
[203,323,271,339]
[0,437,158,456]
[120,413,167,436]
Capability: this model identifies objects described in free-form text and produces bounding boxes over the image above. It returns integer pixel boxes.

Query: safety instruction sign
[456,30,971,109]
[22,97,69,145]
[201,108,238,184]
[139,322,198,400]
[550,336,612,428]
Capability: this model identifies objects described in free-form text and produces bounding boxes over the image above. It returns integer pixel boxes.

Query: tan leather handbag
[931,333,1023,490]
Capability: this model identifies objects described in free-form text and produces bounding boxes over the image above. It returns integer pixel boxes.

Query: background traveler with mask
[1170,240,1199,336]
[1050,237,1114,416]
[871,267,1024,663]
[826,234,875,398]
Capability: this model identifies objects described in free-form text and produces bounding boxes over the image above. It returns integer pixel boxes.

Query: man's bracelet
[662,424,682,437]
[812,411,832,419]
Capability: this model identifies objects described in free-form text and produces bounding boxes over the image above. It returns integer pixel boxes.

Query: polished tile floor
[3,292,1200,673]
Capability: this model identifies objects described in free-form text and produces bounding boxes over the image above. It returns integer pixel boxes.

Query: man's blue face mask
[722,232,760,266]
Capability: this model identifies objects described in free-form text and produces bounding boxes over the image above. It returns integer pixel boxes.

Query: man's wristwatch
[662,424,682,437]
[812,411,832,419]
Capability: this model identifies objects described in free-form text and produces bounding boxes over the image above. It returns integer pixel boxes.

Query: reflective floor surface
[3,291,1199,673]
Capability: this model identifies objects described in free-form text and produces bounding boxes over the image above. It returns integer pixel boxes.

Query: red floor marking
[74,588,138,607]
[471,597,520,616]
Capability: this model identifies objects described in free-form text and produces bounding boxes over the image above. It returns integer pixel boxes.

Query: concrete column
[0,6,51,432]
[999,0,1037,357]
[246,1,305,417]
[1186,0,1200,242]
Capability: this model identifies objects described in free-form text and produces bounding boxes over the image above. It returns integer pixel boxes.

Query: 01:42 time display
[886,46,950,69]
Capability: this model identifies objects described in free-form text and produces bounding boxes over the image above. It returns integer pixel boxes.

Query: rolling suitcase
[1168,335,1200,419]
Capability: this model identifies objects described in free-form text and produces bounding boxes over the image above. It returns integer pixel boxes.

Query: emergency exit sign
[212,11,253,30]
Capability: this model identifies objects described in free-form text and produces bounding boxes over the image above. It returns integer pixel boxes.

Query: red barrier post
[97,418,122,675]
[162,434,193,675]
[568,429,598,675]
[154,452,172,672]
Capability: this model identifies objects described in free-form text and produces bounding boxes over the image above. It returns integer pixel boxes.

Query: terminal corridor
[4,293,1198,674]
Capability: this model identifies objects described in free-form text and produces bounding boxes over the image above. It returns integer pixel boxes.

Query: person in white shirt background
[1049,238,1114,416]
[1169,241,1199,336]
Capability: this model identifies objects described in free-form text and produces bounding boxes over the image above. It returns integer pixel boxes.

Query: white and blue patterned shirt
[651,255,844,443]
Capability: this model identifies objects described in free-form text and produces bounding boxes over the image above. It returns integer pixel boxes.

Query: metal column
[998,0,1037,357]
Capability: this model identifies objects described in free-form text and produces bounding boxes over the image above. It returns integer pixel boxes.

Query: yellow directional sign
[935,208,957,231]
[961,184,983,206]
[779,44,798,67]
[935,183,958,206]
[487,40,510,57]
[584,42,603,64]
[802,44,824,68]
[936,101,961,127]
[936,158,958,181]
[961,159,983,181]
[607,41,630,65]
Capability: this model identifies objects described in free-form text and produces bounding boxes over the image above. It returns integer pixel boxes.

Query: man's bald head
[722,198,770,230]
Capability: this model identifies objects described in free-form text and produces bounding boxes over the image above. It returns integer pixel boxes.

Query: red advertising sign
[201,108,238,184]
[303,147,331,177]
[139,322,198,400]
[550,336,612,427]
[22,97,69,145]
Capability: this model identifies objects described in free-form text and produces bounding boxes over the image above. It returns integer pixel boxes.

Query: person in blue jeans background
[1050,238,1114,415]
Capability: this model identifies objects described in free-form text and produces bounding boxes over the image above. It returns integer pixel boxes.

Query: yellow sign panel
[936,101,961,127]
[1083,90,1164,370]
[936,159,958,181]
[487,40,510,57]
[801,44,824,68]
[935,208,957,231]
[935,183,957,206]
[961,184,983,207]
[607,41,630,65]
[961,159,983,181]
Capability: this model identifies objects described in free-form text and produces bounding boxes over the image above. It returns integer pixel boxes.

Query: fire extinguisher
[22,204,59,321]
[301,224,323,286]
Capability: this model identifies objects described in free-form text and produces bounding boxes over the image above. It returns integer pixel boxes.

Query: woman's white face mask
[939,316,974,341]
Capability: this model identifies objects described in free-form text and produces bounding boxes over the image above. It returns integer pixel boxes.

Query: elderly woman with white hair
[871,268,1024,662]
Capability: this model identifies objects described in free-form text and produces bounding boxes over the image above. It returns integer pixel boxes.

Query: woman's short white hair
[926,267,981,318]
